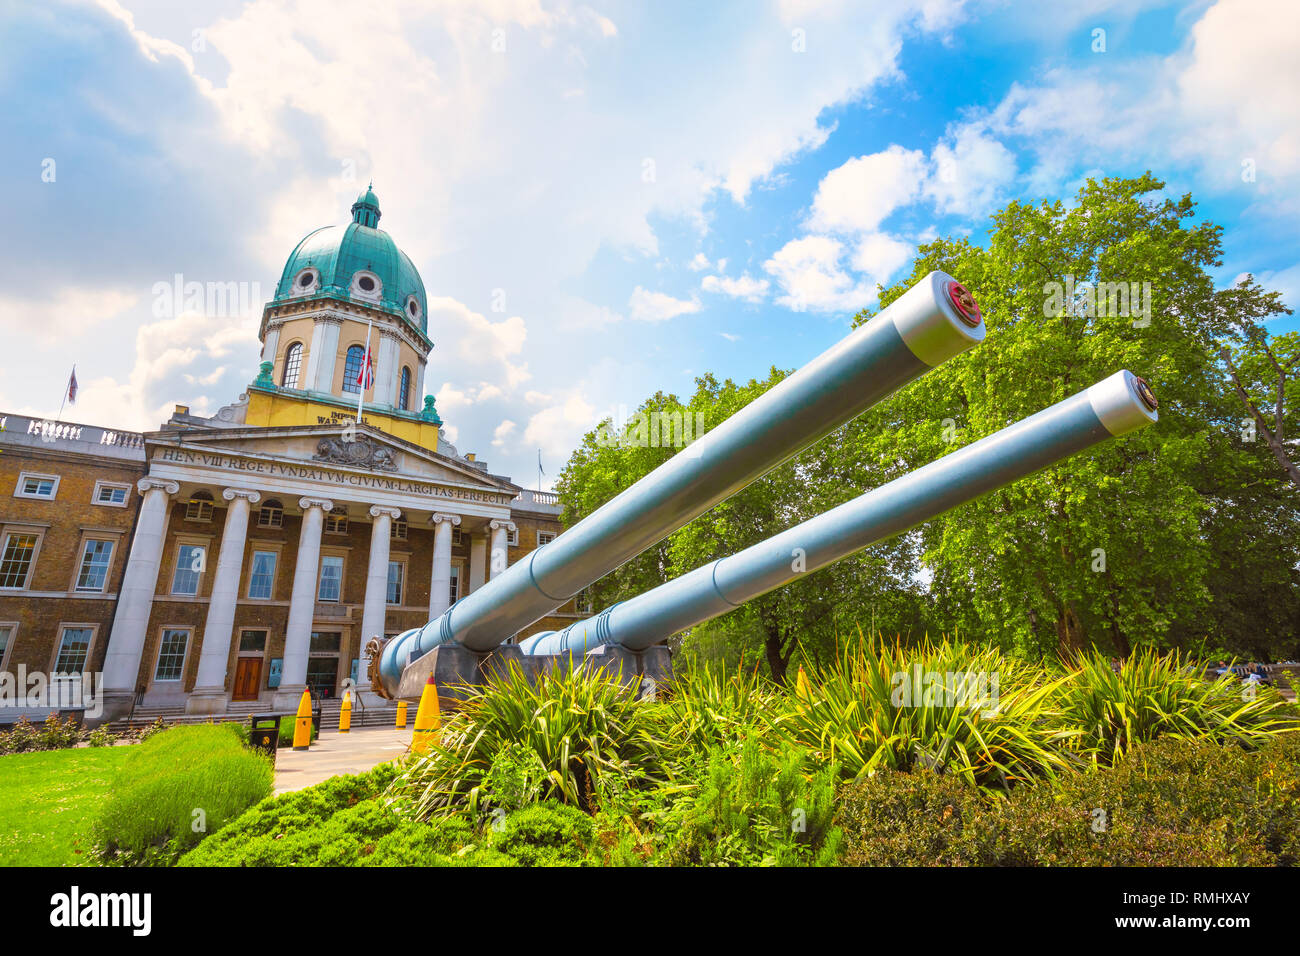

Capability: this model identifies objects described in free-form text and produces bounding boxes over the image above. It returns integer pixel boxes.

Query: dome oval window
[292,269,318,295]
[350,271,382,300]
[406,296,421,322]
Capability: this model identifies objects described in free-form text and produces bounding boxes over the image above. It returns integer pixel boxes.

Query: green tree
[843,173,1298,658]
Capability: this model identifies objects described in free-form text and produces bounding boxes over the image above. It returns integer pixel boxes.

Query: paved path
[272,726,414,794]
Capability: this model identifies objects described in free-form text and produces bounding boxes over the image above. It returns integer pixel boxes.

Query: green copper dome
[272,186,428,335]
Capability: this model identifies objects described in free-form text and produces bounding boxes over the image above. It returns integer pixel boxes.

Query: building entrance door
[232,657,262,701]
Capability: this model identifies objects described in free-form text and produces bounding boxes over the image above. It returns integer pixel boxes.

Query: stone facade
[0,412,575,721]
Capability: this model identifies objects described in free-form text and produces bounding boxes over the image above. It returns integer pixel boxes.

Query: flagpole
[357,322,372,425]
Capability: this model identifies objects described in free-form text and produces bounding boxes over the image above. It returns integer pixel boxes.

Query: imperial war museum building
[0,188,578,725]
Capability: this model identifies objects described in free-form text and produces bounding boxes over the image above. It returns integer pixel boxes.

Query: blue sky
[1,0,1296,489]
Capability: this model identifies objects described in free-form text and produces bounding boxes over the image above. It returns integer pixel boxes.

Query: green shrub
[392,661,673,817]
[92,724,272,866]
[1058,650,1298,763]
[775,633,1074,789]
[835,734,1300,866]
[655,738,842,866]
[487,802,596,867]
[0,714,84,754]
[180,764,514,867]
[85,725,115,748]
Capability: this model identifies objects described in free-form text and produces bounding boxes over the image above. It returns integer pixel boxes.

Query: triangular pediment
[145,423,518,494]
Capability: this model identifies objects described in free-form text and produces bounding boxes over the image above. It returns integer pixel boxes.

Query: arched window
[257,498,284,528]
[398,367,411,410]
[185,490,214,522]
[342,345,365,394]
[281,343,302,388]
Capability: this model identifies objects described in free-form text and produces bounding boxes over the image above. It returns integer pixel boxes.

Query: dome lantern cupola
[351,183,381,228]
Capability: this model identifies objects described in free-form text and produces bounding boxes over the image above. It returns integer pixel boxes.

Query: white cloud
[763,235,876,313]
[628,286,701,322]
[688,252,711,271]
[982,0,1300,207]
[807,145,927,235]
[850,232,914,284]
[491,418,517,448]
[719,332,741,342]
[0,286,140,343]
[523,391,598,482]
[701,273,770,303]
[923,123,1017,217]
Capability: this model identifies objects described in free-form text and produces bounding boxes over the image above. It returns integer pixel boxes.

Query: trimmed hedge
[835,734,1300,866]
[92,724,273,866]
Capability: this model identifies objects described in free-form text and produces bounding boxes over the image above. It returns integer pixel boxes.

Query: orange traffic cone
[292,689,312,751]
[339,691,352,733]
[411,675,441,754]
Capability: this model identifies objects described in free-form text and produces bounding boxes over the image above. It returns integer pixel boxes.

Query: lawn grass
[0,745,134,866]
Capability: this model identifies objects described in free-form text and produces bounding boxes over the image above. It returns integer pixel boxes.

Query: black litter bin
[311,695,322,735]
[249,714,280,759]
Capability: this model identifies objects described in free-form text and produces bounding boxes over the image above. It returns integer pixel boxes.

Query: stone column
[358,505,402,696]
[262,326,280,367]
[305,316,341,393]
[428,513,460,619]
[489,519,516,579]
[274,496,332,709]
[468,532,487,593]
[187,488,260,714]
[377,331,400,407]
[102,478,179,718]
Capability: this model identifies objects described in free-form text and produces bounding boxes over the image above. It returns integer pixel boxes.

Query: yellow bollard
[292,688,312,751]
[339,691,352,733]
[395,700,408,729]
[411,675,441,754]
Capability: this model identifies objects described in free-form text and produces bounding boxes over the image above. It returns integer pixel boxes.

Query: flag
[355,346,374,390]
[66,367,78,405]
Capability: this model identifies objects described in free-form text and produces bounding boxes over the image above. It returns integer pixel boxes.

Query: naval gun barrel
[377,271,985,697]
[519,370,1159,657]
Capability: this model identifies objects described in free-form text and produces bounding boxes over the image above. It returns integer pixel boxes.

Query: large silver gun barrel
[520,371,1159,657]
[377,271,985,696]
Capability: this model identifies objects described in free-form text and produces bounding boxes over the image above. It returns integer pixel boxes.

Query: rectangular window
[247,550,277,599]
[238,630,267,652]
[325,514,348,534]
[451,528,463,546]
[15,473,59,500]
[53,627,92,674]
[386,561,404,605]
[391,519,408,541]
[171,544,205,595]
[537,531,557,547]
[154,629,189,681]
[256,504,283,528]
[507,528,519,547]
[318,555,343,602]
[94,482,129,506]
[75,539,115,592]
[0,533,39,589]
[0,625,12,668]
[309,631,341,653]
[449,565,460,605]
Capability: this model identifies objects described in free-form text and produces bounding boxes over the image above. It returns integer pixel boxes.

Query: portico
[101,422,529,717]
